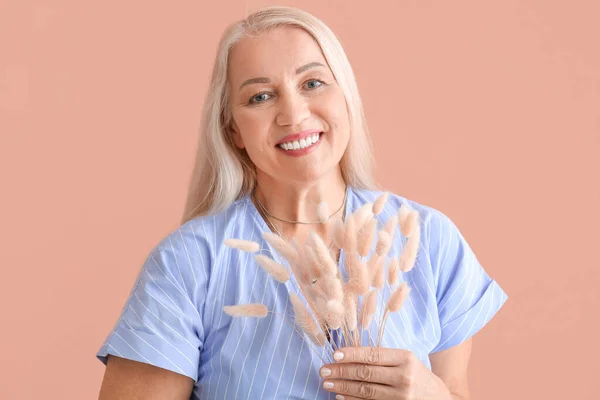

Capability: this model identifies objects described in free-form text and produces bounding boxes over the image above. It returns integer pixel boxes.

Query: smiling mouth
[277,132,323,151]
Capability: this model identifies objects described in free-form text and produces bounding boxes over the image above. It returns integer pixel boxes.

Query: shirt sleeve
[96,243,205,381]
[428,210,508,353]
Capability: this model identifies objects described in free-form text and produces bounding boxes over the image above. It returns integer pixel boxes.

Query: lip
[276,133,323,157]
[275,129,322,145]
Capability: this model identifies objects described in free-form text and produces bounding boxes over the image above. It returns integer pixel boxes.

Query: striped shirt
[96,186,508,399]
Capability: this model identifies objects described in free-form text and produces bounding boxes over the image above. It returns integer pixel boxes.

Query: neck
[253,168,347,238]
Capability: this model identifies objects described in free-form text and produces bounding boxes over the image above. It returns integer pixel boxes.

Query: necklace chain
[251,187,347,249]
[253,195,285,239]
[253,186,348,225]
[252,188,344,343]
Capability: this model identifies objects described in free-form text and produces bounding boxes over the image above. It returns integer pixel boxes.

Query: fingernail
[320,367,331,377]
[323,381,334,389]
[333,351,344,361]
[336,395,345,400]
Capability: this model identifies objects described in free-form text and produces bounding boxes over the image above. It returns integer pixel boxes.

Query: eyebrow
[238,62,326,90]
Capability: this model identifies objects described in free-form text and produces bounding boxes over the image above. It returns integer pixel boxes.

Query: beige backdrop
[1,1,599,399]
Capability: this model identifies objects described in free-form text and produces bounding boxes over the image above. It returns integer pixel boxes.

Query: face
[227,27,350,185]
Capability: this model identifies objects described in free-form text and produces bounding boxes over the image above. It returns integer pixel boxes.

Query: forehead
[228,27,328,83]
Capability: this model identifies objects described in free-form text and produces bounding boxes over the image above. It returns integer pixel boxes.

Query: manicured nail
[320,367,331,377]
[323,381,334,389]
[333,351,344,361]
[336,395,345,400]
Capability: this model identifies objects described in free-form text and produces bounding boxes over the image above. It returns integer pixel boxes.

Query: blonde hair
[180,6,378,224]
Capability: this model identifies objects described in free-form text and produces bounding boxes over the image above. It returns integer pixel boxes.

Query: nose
[275,90,310,127]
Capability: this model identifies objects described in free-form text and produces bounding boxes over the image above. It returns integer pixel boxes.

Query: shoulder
[350,187,465,266]
[350,187,452,232]
[156,197,253,253]
[142,197,257,283]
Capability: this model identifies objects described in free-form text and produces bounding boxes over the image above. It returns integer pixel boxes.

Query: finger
[331,396,362,400]
[333,346,413,366]
[320,363,396,386]
[322,378,397,399]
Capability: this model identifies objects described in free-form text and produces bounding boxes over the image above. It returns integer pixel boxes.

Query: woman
[97,6,507,399]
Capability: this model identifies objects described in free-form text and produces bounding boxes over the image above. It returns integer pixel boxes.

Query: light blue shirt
[97,186,508,399]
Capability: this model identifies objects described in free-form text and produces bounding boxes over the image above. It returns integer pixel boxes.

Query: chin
[292,163,340,184]
[277,169,316,183]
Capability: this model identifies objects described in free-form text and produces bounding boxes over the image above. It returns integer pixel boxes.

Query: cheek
[326,109,351,147]
[233,111,258,134]
[319,90,350,131]
[231,110,272,149]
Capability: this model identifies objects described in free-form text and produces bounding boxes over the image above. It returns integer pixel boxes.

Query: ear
[229,120,245,149]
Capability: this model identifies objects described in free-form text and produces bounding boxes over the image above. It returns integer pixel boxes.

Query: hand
[320,347,452,400]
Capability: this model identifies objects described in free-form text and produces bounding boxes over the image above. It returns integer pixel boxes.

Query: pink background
[1,1,599,399]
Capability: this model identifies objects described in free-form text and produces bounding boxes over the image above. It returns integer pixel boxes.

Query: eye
[248,92,272,104]
[305,79,325,89]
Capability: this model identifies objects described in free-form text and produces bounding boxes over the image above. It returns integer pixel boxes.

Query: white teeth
[279,132,322,151]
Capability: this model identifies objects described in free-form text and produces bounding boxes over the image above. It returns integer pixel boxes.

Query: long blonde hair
[180,6,378,225]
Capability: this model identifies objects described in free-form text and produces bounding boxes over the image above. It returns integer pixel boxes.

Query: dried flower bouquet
[223,192,420,363]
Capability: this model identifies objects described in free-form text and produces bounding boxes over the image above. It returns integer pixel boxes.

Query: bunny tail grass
[223,238,260,253]
[327,299,345,315]
[386,282,411,312]
[262,232,298,262]
[343,291,358,331]
[223,303,268,317]
[378,281,411,345]
[346,256,370,296]
[402,210,419,238]
[304,246,325,281]
[373,192,389,215]
[353,203,374,229]
[309,231,338,276]
[372,257,386,288]
[320,298,344,330]
[289,293,323,338]
[383,214,398,240]
[254,254,290,283]
[387,256,400,286]
[358,218,378,257]
[360,289,378,329]
[398,205,410,232]
[321,274,344,302]
[317,201,329,223]
[399,223,420,272]
[332,218,346,249]
[343,215,358,254]
[375,230,393,257]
